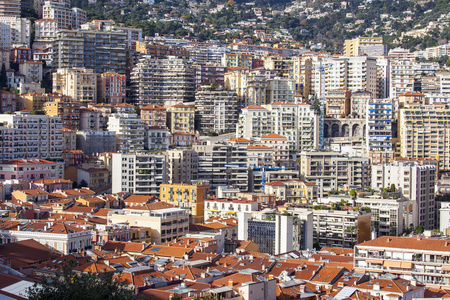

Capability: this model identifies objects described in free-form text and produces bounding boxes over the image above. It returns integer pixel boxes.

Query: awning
[400,262,412,269]
[441,265,450,271]
[367,259,384,264]
[210,210,220,212]
[384,261,402,268]
[226,211,236,214]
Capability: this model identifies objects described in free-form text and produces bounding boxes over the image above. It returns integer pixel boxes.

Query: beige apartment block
[53,68,97,104]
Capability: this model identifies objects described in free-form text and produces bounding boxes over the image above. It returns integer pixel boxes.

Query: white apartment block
[371,161,436,230]
[390,60,415,99]
[111,153,166,196]
[299,151,370,191]
[53,68,97,103]
[104,25,143,48]
[438,72,450,95]
[165,149,198,184]
[0,112,63,162]
[19,61,43,83]
[108,206,189,244]
[146,126,169,151]
[33,18,58,49]
[354,196,415,237]
[376,58,390,99]
[130,55,195,106]
[237,102,319,151]
[204,198,258,220]
[351,90,371,116]
[194,88,238,134]
[43,1,86,29]
[366,99,393,152]
[355,236,450,287]
[0,220,92,255]
[238,211,301,255]
[265,77,296,103]
[108,114,145,153]
[312,56,377,97]
[0,16,30,50]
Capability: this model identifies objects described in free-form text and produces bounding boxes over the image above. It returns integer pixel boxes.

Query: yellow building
[167,104,195,134]
[221,53,253,69]
[44,97,81,130]
[344,37,384,56]
[264,179,318,204]
[399,103,450,171]
[21,93,72,111]
[159,181,210,223]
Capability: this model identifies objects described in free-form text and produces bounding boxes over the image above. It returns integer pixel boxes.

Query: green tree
[27,270,134,300]
[0,63,6,89]
[79,179,88,187]
[415,225,424,234]
[390,184,396,192]
[349,190,356,198]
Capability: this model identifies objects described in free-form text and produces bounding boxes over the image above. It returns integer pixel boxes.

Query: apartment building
[390,60,415,99]
[0,158,62,181]
[366,99,393,152]
[195,88,238,134]
[79,108,107,131]
[297,208,371,248]
[10,46,32,63]
[146,126,169,151]
[97,72,126,105]
[0,0,21,16]
[238,211,303,255]
[33,18,58,49]
[351,90,371,116]
[355,236,450,287]
[344,37,385,56]
[325,89,351,118]
[103,25,142,48]
[53,68,97,104]
[43,97,81,130]
[167,104,195,134]
[53,30,127,74]
[371,161,436,230]
[140,104,166,127]
[130,56,195,106]
[398,103,450,171]
[21,93,71,112]
[0,112,63,162]
[107,114,145,153]
[76,131,116,155]
[312,56,377,98]
[165,149,198,184]
[354,196,415,237]
[222,53,253,69]
[108,205,189,244]
[193,65,225,89]
[0,16,30,49]
[299,151,370,191]
[160,181,210,223]
[377,57,390,99]
[204,197,258,220]
[259,135,287,167]
[0,91,18,113]
[193,143,253,193]
[398,91,426,107]
[237,102,319,151]
[111,153,166,196]
[0,220,92,254]
[19,60,43,83]
[43,2,86,29]
[61,127,76,151]
[264,179,318,203]
[135,41,189,58]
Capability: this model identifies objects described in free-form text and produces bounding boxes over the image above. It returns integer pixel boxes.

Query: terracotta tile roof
[355,278,422,293]
[211,273,264,288]
[293,262,322,280]
[171,104,193,108]
[399,91,425,97]
[141,104,165,110]
[320,247,354,256]
[142,246,193,258]
[102,241,146,253]
[15,189,49,196]
[311,253,354,263]
[228,137,251,142]
[310,266,347,283]
[124,195,155,203]
[244,105,266,109]
[261,133,286,139]
[358,236,450,252]
[0,239,60,269]
[33,179,73,185]
[74,261,115,273]
[271,101,296,105]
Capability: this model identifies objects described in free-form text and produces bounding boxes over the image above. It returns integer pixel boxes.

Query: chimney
[411,279,417,286]
[228,280,234,287]
[373,282,380,291]
[268,274,274,280]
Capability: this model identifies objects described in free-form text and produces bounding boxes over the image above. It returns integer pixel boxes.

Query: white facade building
[111,153,167,196]
[204,198,258,220]
[0,16,30,49]
[108,114,145,153]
